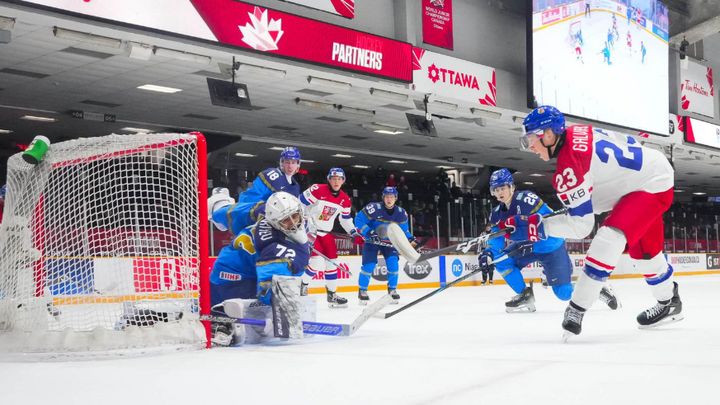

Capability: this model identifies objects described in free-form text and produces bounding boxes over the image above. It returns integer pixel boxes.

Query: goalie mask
[265,191,308,244]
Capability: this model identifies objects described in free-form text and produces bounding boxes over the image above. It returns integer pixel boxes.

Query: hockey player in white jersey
[516,105,682,340]
[299,168,358,308]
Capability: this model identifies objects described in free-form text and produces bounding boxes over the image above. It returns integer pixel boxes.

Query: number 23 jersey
[553,125,674,215]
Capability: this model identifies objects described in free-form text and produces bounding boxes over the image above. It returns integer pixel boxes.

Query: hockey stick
[311,247,353,276]
[379,254,510,319]
[200,294,393,337]
[386,208,568,264]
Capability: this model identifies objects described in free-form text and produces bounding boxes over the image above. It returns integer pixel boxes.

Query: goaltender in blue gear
[479,168,618,312]
[354,186,416,305]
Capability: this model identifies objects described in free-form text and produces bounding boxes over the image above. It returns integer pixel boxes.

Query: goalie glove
[207,187,235,231]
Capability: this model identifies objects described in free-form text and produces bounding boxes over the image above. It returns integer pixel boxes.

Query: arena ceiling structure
[0,0,719,199]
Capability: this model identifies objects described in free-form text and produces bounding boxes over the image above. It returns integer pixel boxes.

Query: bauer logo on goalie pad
[403,260,432,280]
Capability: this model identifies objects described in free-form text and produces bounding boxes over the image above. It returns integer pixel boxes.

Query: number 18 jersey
[553,125,674,215]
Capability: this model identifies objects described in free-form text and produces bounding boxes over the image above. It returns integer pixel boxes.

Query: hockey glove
[367,232,383,245]
[498,216,517,239]
[499,214,546,242]
[478,250,494,272]
[207,187,235,231]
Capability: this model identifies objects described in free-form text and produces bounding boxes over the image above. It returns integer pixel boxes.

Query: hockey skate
[300,282,309,297]
[505,282,535,313]
[211,323,234,347]
[326,289,348,308]
[637,282,683,329]
[599,285,621,310]
[358,289,369,306]
[388,288,400,304]
[561,301,586,342]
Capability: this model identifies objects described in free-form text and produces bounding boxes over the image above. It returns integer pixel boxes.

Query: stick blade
[386,223,420,264]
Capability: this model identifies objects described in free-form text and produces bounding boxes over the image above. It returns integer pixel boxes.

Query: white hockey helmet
[265,191,305,235]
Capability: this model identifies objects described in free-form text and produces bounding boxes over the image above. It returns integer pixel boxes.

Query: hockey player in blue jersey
[355,187,416,305]
[478,169,618,312]
[209,146,302,235]
[209,191,310,307]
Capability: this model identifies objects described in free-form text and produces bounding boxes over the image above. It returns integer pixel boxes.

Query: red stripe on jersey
[586,256,615,271]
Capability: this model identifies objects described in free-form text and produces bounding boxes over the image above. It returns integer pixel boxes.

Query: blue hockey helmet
[489,168,514,193]
[382,186,398,197]
[521,105,565,150]
[279,146,301,162]
[327,167,346,180]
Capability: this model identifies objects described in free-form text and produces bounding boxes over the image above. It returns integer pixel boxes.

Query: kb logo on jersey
[559,188,587,205]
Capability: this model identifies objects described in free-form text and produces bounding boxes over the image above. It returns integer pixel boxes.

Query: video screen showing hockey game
[530,0,669,135]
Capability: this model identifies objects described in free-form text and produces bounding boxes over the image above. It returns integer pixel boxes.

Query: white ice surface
[1,275,719,405]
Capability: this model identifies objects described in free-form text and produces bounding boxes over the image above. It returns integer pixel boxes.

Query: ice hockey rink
[1,274,718,405]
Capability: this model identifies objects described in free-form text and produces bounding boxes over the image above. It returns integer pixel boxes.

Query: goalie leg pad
[271,276,303,339]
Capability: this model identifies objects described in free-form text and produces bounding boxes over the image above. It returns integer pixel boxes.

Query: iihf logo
[430,0,446,7]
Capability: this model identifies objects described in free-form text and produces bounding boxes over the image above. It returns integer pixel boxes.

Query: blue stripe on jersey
[299,193,311,205]
[569,200,593,217]
[583,263,611,281]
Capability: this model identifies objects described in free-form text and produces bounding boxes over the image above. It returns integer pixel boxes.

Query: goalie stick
[386,208,569,264]
[201,294,393,337]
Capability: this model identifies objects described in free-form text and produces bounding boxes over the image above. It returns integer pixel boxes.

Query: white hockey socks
[573,226,627,310]
[634,253,674,302]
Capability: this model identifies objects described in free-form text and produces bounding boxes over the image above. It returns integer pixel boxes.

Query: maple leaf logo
[427,63,440,83]
[238,6,284,51]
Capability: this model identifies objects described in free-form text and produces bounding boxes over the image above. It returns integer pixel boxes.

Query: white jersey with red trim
[301,183,354,234]
[553,125,674,215]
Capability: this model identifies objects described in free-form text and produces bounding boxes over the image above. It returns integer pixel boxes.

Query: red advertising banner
[281,0,355,19]
[422,0,453,50]
[190,0,412,81]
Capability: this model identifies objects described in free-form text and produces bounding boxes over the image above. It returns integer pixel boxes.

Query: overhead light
[529,173,544,177]
[237,63,286,79]
[430,100,458,111]
[20,115,57,122]
[674,189,685,193]
[332,153,353,158]
[369,88,409,102]
[387,160,406,164]
[336,105,375,118]
[693,192,707,196]
[295,97,335,112]
[402,170,419,174]
[436,165,454,169]
[361,122,406,135]
[307,76,351,92]
[53,26,122,48]
[268,146,286,151]
[153,46,212,64]
[126,42,152,61]
[120,127,152,133]
[300,159,315,163]
[352,165,370,169]
[523,181,534,185]
[235,153,256,157]
[0,128,12,134]
[0,16,16,30]
[470,107,502,120]
[137,84,182,93]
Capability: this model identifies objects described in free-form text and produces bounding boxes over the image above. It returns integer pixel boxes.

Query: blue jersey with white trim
[354,202,412,240]
[487,190,564,255]
[239,167,300,204]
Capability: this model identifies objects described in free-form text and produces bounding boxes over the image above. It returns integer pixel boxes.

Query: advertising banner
[281,0,354,18]
[422,0,453,50]
[680,60,715,118]
[412,48,496,106]
[21,0,412,82]
[685,117,720,150]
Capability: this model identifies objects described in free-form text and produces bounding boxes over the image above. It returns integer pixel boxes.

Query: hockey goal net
[0,132,210,357]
